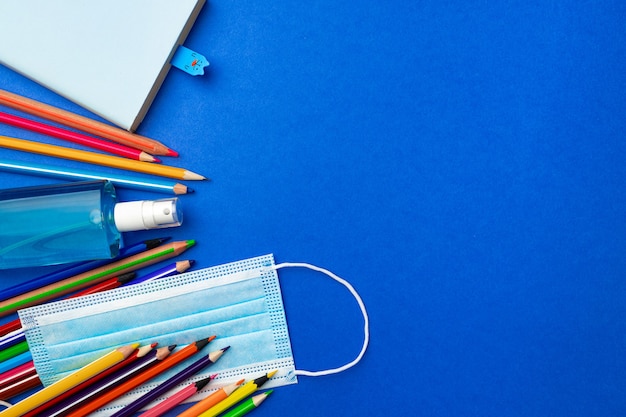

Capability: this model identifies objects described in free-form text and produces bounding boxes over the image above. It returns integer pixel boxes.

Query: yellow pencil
[0,343,138,417]
[198,370,277,417]
[0,136,206,180]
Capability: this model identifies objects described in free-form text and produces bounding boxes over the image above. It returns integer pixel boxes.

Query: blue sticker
[171,45,209,76]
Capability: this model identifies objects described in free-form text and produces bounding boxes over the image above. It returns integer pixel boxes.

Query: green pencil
[220,390,273,417]
[0,240,195,317]
[0,341,28,363]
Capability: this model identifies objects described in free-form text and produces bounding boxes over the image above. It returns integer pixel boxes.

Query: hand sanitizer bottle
[0,180,182,269]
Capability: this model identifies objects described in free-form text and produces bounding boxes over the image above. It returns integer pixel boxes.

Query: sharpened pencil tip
[166,149,179,157]
[267,370,278,378]
[236,378,245,385]
[185,239,196,248]
[187,187,195,193]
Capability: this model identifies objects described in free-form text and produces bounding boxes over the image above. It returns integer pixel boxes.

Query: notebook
[0,0,206,131]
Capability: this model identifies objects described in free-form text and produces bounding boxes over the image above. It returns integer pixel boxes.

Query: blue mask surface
[19,254,369,415]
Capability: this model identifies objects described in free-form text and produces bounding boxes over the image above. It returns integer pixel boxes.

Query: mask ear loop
[0,401,12,409]
[273,262,370,377]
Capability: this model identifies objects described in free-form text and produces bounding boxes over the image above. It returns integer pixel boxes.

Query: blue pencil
[0,237,170,303]
[0,329,25,351]
[0,158,193,195]
[0,351,31,375]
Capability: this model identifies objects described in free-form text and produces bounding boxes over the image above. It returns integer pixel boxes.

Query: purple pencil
[111,347,229,417]
[43,345,176,417]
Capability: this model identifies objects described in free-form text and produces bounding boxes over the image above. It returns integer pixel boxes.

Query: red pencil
[0,361,36,389]
[0,111,159,162]
[0,373,41,400]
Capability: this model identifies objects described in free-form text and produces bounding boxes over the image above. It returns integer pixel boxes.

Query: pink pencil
[0,111,159,162]
[139,376,215,417]
[0,360,35,389]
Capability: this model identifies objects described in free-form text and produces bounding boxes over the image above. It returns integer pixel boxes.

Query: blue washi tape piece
[171,45,209,76]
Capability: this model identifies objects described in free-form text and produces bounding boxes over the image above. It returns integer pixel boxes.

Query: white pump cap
[113,198,183,232]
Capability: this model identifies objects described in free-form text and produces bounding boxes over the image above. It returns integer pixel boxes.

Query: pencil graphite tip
[264,389,274,397]
[236,378,245,385]
[185,239,196,248]
[267,370,278,379]
[187,187,195,194]
[166,148,179,157]
[221,346,231,353]
[145,236,171,249]
[117,272,137,284]
[167,344,177,351]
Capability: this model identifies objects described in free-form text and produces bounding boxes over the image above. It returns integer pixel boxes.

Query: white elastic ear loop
[0,401,11,409]
[273,262,370,377]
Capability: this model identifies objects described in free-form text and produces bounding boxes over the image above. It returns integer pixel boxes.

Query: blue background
[1,1,626,415]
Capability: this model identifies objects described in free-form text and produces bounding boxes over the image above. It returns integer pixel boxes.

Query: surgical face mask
[18,254,369,415]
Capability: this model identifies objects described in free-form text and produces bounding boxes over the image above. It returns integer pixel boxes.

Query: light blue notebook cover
[0,0,205,131]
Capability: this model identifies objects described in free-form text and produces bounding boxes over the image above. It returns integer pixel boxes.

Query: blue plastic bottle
[0,180,182,269]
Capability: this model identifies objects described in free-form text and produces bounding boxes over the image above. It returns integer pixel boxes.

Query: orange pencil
[65,337,216,417]
[176,379,245,417]
[0,88,177,156]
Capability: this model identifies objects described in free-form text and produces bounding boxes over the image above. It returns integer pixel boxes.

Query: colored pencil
[0,136,205,180]
[43,345,175,417]
[0,237,169,305]
[21,343,156,417]
[221,390,273,417]
[0,271,136,365]
[0,159,194,195]
[0,272,135,353]
[0,342,28,364]
[0,89,177,156]
[112,347,228,417]
[0,240,196,317]
[197,371,277,417]
[0,330,24,353]
[0,353,31,377]
[0,374,40,401]
[139,375,218,417]
[0,362,35,390]
[175,379,245,417]
[0,111,158,162]
[0,343,138,417]
[130,260,195,285]
[66,337,215,417]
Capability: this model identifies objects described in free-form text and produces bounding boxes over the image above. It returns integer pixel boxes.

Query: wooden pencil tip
[140,152,160,163]
[182,170,207,181]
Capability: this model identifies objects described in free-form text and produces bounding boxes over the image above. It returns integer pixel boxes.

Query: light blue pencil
[0,158,193,195]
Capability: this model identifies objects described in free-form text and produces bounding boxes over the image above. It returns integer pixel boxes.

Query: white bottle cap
[113,198,183,232]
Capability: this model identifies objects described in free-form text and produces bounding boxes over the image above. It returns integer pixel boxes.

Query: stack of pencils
[0,334,276,417]
[0,88,207,194]
[0,238,196,401]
